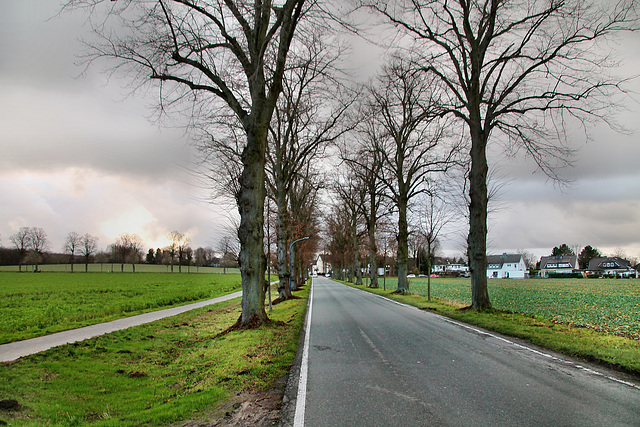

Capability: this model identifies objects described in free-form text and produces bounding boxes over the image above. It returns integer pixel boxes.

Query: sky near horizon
[1,1,639,261]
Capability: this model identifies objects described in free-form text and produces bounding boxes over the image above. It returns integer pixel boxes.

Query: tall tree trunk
[276,184,292,299]
[237,126,268,325]
[354,236,363,285]
[468,123,491,309]
[396,195,409,293]
[427,240,432,301]
[352,214,362,285]
[294,255,304,290]
[368,219,378,288]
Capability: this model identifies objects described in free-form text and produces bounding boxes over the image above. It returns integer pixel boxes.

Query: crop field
[382,277,640,340]
[0,272,242,344]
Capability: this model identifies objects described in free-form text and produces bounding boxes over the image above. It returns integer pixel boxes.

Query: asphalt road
[289,277,640,426]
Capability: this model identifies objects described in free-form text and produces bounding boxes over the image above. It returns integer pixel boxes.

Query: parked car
[407,274,416,278]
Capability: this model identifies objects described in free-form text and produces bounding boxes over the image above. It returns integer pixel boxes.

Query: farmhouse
[486,253,527,279]
[587,257,638,278]
[538,255,579,278]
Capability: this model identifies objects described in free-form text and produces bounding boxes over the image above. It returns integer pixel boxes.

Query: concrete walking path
[0,290,243,363]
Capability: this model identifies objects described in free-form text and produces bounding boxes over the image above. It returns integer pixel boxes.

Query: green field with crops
[381,277,640,340]
[0,272,242,344]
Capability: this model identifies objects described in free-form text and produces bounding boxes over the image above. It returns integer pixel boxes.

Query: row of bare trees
[3,228,236,274]
[8,227,49,272]
[67,0,638,324]
[335,57,461,295]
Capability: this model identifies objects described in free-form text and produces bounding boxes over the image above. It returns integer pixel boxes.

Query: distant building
[539,255,579,277]
[432,263,469,276]
[587,257,638,278]
[312,254,331,275]
[486,253,527,279]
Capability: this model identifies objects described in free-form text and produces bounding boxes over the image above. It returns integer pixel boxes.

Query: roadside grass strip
[0,272,243,344]
[0,287,309,426]
[343,280,640,376]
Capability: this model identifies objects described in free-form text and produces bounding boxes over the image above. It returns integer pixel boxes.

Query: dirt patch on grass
[175,377,286,427]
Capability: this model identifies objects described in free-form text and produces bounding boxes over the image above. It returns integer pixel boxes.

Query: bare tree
[288,168,322,289]
[267,32,350,300]
[114,233,143,273]
[364,55,458,293]
[341,123,389,289]
[66,0,310,326]
[177,234,191,273]
[325,196,355,282]
[165,231,184,273]
[28,227,48,272]
[331,171,367,284]
[218,234,239,274]
[63,232,82,273]
[79,234,98,272]
[413,182,456,300]
[9,227,31,272]
[367,0,639,308]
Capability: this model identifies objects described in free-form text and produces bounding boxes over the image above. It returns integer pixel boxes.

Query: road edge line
[346,282,640,391]
[292,279,313,426]
[280,279,314,426]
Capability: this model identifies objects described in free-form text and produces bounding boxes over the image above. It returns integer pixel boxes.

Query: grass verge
[0,286,308,426]
[343,282,640,375]
[0,272,243,344]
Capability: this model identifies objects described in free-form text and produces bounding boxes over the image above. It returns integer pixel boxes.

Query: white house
[312,254,331,275]
[447,264,469,274]
[432,264,446,274]
[486,253,527,279]
[539,255,579,277]
[432,263,469,276]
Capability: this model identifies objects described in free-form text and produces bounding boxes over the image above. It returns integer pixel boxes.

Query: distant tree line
[0,228,239,273]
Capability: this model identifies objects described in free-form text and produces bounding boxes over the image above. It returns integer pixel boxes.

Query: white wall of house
[313,256,329,275]
[432,264,469,274]
[486,256,527,279]
[433,265,446,273]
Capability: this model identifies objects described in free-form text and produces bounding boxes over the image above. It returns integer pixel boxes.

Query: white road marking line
[358,286,640,391]
[293,279,314,427]
[439,316,640,391]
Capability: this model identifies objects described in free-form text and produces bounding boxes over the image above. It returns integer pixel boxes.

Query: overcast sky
[1,1,639,261]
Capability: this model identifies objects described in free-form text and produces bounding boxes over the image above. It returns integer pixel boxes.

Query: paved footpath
[0,290,242,363]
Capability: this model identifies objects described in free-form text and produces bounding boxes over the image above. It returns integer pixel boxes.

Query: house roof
[486,253,523,268]
[539,255,578,270]
[587,257,631,271]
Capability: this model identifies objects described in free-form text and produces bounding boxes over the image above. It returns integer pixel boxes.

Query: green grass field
[0,288,308,426]
[0,272,242,344]
[0,264,240,274]
[380,277,640,340]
